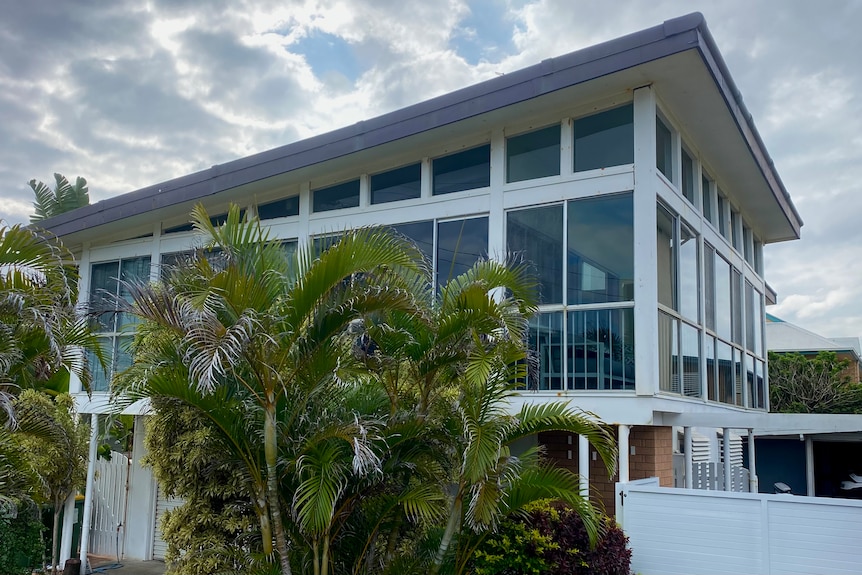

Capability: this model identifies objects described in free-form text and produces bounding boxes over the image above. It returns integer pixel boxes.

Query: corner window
[258,196,299,220]
[507,125,560,183]
[573,104,633,172]
[313,179,360,212]
[432,145,490,195]
[371,163,421,204]
[656,116,673,181]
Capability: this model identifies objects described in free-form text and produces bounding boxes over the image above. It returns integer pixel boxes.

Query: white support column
[58,492,76,568]
[618,425,630,483]
[747,429,759,493]
[80,413,99,570]
[487,129,506,263]
[579,434,590,498]
[684,427,693,489]
[805,436,815,496]
[722,427,732,491]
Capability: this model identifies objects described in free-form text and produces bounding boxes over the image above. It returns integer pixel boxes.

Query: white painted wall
[618,479,862,575]
[122,416,157,560]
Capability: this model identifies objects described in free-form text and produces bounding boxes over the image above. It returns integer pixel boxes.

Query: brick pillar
[628,426,674,487]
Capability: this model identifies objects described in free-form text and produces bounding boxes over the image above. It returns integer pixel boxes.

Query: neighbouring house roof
[35,12,802,250]
[766,314,862,361]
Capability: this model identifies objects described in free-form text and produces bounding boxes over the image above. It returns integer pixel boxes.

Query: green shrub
[471,501,631,575]
[0,499,44,575]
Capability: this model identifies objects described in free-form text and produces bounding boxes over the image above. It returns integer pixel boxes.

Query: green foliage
[0,498,44,575]
[769,351,862,413]
[470,501,631,575]
[29,174,89,223]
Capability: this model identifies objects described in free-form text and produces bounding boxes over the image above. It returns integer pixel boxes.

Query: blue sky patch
[292,30,362,84]
[451,0,518,65]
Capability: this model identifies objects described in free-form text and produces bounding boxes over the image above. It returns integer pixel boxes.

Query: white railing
[90,451,129,558]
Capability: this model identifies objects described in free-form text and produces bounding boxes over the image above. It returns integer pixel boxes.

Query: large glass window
[436,217,489,287]
[88,256,151,392]
[568,308,634,390]
[658,311,679,394]
[568,194,634,305]
[704,244,716,332]
[714,255,732,340]
[507,125,560,183]
[656,205,676,309]
[717,340,733,404]
[679,223,699,322]
[258,196,299,220]
[732,269,743,345]
[371,163,421,204]
[731,210,741,251]
[313,179,360,212]
[656,116,673,181]
[573,104,633,172]
[717,193,728,238]
[681,322,701,397]
[702,173,714,224]
[392,220,433,264]
[681,148,696,205]
[433,145,491,195]
[507,205,563,304]
[528,312,563,390]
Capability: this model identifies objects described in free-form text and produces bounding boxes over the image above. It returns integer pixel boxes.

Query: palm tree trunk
[321,533,331,575]
[431,487,463,575]
[265,399,292,575]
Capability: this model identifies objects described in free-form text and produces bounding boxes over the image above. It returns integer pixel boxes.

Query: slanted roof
[36,12,802,249]
[766,315,862,360]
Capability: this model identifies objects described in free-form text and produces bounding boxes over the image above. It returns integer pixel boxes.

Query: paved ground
[81,557,166,575]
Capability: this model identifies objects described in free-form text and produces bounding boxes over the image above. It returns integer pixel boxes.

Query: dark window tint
[507,125,560,182]
[507,205,563,304]
[90,261,120,331]
[433,145,490,195]
[392,220,433,264]
[701,175,713,223]
[313,180,360,212]
[258,196,299,220]
[371,163,421,204]
[163,210,245,234]
[568,194,634,305]
[656,116,673,180]
[682,149,695,204]
[436,217,488,287]
[573,105,633,172]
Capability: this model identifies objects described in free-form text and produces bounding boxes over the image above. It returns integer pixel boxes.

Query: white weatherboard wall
[618,479,862,575]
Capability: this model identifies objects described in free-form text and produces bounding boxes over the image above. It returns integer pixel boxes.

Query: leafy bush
[471,501,631,575]
[0,499,44,575]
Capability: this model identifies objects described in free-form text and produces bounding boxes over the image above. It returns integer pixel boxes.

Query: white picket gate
[617,477,862,575]
[90,451,129,558]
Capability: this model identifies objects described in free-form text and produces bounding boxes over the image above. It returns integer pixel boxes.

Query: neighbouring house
[742,315,862,497]
[38,12,853,564]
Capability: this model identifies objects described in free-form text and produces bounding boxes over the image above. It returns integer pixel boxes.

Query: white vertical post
[80,413,99,570]
[579,434,590,499]
[747,428,758,493]
[618,425,630,483]
[722,427,732,491]
[684,427,693,489]
[805,436,815,496]
[59,492,76,567]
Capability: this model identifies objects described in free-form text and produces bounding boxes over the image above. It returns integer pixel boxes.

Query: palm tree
[116,203,425,575]
[29,173,90,223]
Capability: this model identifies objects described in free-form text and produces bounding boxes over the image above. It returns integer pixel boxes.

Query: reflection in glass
[658,311,678,393]
[437,217,488,287]
[568,308,634,390]
[656,204,675,309]
[755,359,765,409]
[702,174,714,224]
[573,105,634,172]
[567,194,634,304]
[507,125,560,182]
[679,223,699,321]
[717,340,733,405]
[90,261,120,331]
[313,180,360,212]
[746,355,755,409]
[433,145,491,195]
[528,312,564,390]
[745,281,756,353]
[715,255,731,340]
[704,244,716,332]
[732,269,743,345]
[371,163,421,204]
[656,116,673,180]
[705,335,716,401]
[507,205,563,304]
[734,349,744,406]
[258,196,299,220]
[682,149,696,205]
[681,322,700,397]
[392,220,434,265]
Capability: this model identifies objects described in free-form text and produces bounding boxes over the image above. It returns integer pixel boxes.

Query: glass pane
[656,116,673,180]
[313,180,360,212]
[731,210,741,250]
[567,194,634,305]
[371,163,421,204]
[715,255,731,340]
[312,234,342,257]
[116,335,134,376]
[681,322,700,397]
[433,144,491,195]
[87,338,113,393]
[743,226,753,263]
[656,204,675,309]
[717,194,727,238]
[681,149,696,205]
[117,257,151,331]
[755,359,765,409]
[679,223,699,321]
[90,261,120,332]
[392,220,434,265]
[701,174,713,223]
[704,244,716,332]
[569,308,634,390]
[755,289,764,357]
[507,205,563,304]
[734,349,744,406]
[527,311,564,390]
[258,196,299,220]
[745,281,756,353]
[573,104,633,172]
[705,334,716,401]
[507,125,560,183]
[732,268,743,345]
[436,217,488,287]
[658,311,678,393]
[746,354,755,409]
[716,340,733,405]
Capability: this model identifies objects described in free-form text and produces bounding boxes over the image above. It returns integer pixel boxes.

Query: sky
[0,0,860,340]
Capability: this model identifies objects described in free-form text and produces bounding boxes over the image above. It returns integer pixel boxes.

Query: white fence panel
[90,451,129,558]
[619,480,862,575]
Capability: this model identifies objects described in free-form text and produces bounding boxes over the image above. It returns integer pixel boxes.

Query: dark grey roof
[37,12,802,240]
